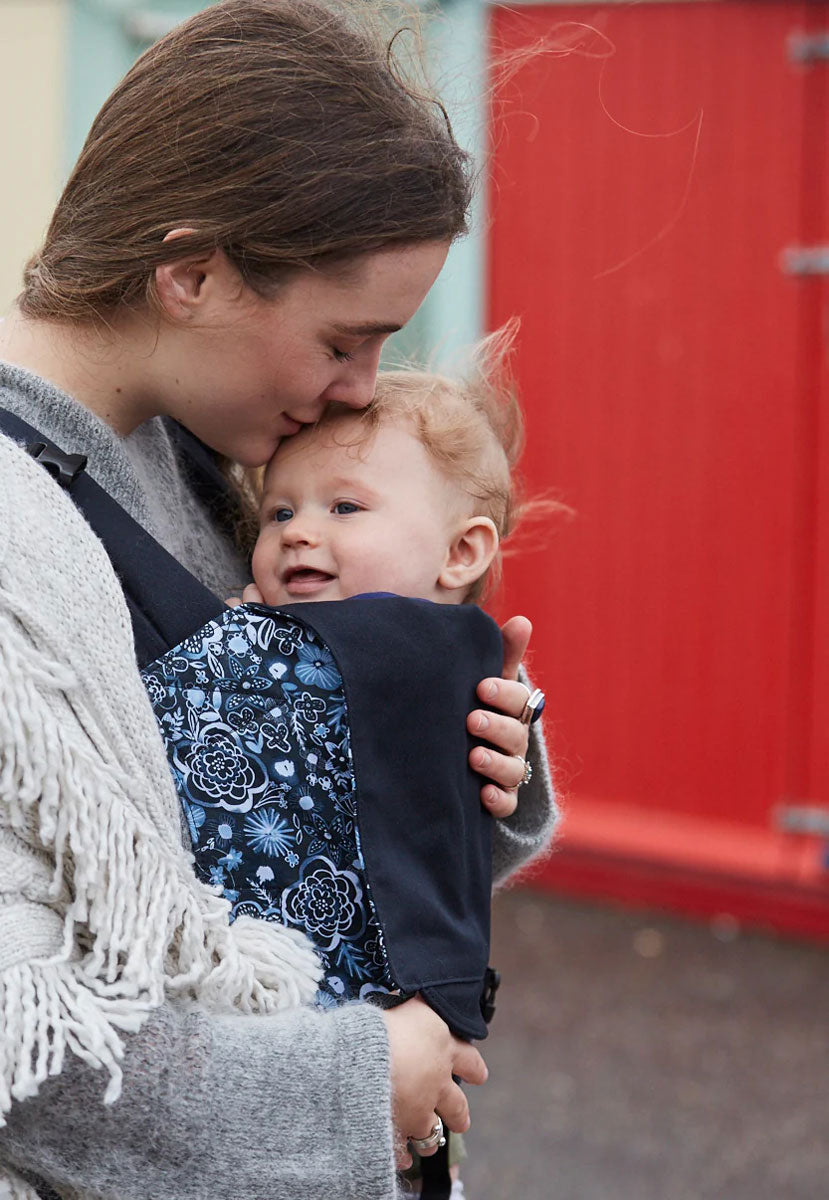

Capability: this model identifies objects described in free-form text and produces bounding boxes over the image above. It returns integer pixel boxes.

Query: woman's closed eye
[331,334,373,363]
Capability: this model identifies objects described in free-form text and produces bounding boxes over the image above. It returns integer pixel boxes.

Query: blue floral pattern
[142,606,395,1003]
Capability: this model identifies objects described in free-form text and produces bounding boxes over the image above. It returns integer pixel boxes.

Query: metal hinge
[788,32,829,63]
[780,246,829,277]
[775,804,829,837]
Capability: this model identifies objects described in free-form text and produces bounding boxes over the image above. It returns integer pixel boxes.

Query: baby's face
[252,416,464,605]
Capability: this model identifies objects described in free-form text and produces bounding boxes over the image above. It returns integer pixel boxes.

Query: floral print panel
[142,605,395,1005]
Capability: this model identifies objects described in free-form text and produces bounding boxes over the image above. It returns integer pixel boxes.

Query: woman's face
[159,241,449,467]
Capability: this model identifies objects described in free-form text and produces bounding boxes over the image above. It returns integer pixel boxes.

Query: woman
[0,3,557,1197]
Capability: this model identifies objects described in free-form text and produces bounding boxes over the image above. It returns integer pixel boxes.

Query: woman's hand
[383,995,488,1170]
[468,615,533,818]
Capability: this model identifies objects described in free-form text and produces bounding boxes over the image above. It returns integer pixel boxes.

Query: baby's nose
[281,518,319,547]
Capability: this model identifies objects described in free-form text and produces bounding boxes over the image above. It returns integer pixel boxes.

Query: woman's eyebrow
[331,321,402,337]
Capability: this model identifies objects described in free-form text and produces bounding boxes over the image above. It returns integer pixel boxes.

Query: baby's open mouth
[282,567,336,594]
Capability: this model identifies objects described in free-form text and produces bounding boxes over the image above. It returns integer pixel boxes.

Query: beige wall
[0,0,68,315]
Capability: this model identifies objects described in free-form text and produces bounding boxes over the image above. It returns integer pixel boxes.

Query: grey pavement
[462,889,829,1200]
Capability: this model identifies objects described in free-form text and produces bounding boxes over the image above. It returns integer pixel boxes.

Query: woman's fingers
[469,620,534,812]
[468,706,530,757]
[468,685,531,818]
[450,1037,488,1089]
[469,678,532,812]
[479,782,519,818]
[409,1113,446,1157]
[469,743,528,788]
[476,676,534,721]
[500,614,532,680]
[469,746,527,814]
[435,1087,470,1139]
[435,1039,487,1135]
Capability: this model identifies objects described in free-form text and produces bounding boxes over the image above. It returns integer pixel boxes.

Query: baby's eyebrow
[323,476,384,506]
[330,321,402,337]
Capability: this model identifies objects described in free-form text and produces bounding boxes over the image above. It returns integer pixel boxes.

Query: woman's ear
[155,229,238,321]
[438,517,500,596]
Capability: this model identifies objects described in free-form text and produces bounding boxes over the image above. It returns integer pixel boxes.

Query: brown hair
[20,0,472,323]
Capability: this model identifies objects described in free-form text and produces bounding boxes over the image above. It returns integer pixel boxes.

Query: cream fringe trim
[0,602,322,1145]
[0,1168,42,1200]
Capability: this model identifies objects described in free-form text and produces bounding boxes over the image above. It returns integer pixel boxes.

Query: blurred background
[1,1,828,1195]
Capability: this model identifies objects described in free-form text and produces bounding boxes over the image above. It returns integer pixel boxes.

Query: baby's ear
[439,517,499,595]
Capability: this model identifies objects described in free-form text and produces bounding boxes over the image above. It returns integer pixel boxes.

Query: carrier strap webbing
[0,408,224,668]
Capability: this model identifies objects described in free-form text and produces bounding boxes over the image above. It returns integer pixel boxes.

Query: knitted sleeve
[492,667,559,886]
[0,997,395,1200]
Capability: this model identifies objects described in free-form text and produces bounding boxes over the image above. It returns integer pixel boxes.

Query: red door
[489,2,829,934]
[803,11,829,852]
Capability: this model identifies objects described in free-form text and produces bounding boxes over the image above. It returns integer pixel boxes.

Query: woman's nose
[325,345,384,410]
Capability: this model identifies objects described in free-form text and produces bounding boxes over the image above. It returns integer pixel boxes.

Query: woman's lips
[280,415,303,436]
[282,568,335,596]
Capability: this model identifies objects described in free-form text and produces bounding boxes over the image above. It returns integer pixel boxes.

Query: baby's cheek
[251,533,279,596]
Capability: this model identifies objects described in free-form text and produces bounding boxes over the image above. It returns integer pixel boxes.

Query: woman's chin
[223,437,283,470]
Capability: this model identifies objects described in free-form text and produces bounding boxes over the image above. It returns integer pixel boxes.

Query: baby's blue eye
[274,507,294,523]
[333,502,361,515]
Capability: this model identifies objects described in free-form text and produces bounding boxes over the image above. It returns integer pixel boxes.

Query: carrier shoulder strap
[0,408,223,668]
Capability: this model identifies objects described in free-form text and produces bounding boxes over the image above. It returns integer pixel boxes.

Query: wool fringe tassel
[0,960,140,1118]
[0,1167,43,1200]
[0,610,322,1127]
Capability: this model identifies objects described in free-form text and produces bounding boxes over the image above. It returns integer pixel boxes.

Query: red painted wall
[489,2,829,934]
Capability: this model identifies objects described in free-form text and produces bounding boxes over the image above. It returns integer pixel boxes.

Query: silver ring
[409,1117,446,1153]
[519,687,546,726]
[514,755,533,787]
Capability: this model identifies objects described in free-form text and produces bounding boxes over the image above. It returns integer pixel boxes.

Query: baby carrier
[1,410,502,1198]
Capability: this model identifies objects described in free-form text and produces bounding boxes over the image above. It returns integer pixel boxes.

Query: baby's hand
[226,583,265,608]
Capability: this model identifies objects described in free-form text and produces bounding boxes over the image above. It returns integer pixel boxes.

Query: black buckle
[27,441,87,488]
[480,965,500,1024]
